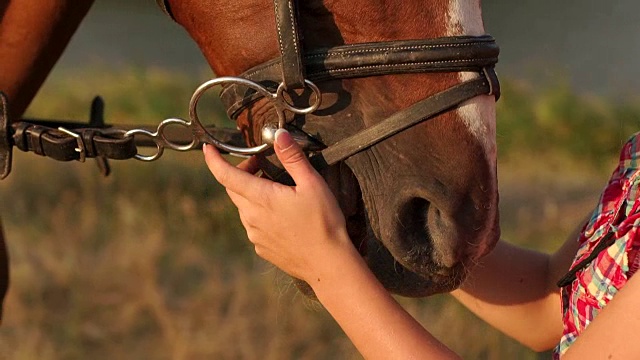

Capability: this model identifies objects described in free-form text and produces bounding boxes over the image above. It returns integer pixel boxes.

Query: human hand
[202,129,355,283]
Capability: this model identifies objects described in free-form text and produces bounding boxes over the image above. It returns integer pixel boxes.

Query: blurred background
[1,0,639,359]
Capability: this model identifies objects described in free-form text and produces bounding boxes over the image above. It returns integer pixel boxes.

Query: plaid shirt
[554,132,640,358]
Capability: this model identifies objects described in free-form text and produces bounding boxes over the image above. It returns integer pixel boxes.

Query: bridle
[154,0,500,169]
[0,0,500,179]
[158,0,613,291]
[165,0,500,167]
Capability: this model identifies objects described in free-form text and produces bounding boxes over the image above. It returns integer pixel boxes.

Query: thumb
[274,129,320,186]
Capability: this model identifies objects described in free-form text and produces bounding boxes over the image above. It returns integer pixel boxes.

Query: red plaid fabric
[554,132,640,358]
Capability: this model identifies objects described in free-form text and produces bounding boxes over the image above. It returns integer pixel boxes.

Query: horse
[0,0,500,317]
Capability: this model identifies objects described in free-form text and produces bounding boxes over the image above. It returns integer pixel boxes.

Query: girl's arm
[203,130,459,359]
[451,233,581,351]
[310,231,458,359]
[454,229,640,359]
[561,270,640,359]
[204,129,640,358]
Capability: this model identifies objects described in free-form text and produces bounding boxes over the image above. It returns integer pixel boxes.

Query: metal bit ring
[189,77,321,155]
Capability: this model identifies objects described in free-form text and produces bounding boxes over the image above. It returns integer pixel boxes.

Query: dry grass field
[0,68,636,359]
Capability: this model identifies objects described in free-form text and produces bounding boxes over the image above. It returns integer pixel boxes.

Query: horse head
[166,0,500,297]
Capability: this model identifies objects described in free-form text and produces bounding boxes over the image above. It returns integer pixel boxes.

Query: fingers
[204,130,322,199]
[274,129,322,187]
[237,155,261,174]
[203,144,272,200]
[226,188,257,212]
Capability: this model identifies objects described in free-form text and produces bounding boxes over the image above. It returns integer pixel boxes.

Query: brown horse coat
[0,0,96,322]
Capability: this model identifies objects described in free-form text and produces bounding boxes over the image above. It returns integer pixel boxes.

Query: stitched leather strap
[311,68,499,168]
[11,123,137,161]
[2,116,247,166]
[220,35,500,119]
[273,0,305,89]
[266,68,499,184]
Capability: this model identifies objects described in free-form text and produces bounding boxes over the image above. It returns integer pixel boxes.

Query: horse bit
[0,0,500,179]
[125,77,321,161]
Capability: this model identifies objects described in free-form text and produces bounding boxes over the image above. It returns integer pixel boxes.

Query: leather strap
[264,68,499,184]
[273,0,305,89]
[220,36,500,119]
[556,232,616,288]
[311,67,499,168]
[0,93,11,180]
[11,123,137,162]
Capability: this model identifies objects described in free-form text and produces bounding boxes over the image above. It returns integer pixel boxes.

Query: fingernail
[275,129,294,150]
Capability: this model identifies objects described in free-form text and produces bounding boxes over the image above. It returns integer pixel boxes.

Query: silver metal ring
[275,79,322,114]
[124,128,165,161]
[189,77,281,156]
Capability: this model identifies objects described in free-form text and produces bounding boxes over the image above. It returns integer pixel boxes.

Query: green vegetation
[0,67,637,359]
[497,79,640,170]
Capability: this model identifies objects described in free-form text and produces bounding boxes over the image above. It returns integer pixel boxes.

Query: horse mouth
[346,208,368,257]
[299,162,497,298]
[344,191,368,258]
[336,171,468,294]
[318,162,369,258]
[344,179,487,295]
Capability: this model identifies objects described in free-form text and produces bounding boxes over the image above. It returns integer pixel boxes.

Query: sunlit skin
[203,130,640,359]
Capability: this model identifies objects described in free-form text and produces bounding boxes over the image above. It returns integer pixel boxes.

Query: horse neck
[170,0,486,76]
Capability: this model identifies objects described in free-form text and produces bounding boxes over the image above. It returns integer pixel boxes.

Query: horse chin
[364,236,469,297]
[291,235,468,299]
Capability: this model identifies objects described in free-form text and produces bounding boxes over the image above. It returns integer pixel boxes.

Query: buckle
[57,127,86,162]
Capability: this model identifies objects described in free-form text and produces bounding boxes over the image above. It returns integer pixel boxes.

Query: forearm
[0,0,94,118]
[451,240,562,351]
[311,234,459,360]
[451,214,585,351]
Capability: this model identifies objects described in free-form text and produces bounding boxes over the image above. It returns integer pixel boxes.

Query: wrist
[308,231,372,295]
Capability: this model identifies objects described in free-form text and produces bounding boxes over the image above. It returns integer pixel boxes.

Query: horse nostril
[395,196,461,272]
[397,197,431,249]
